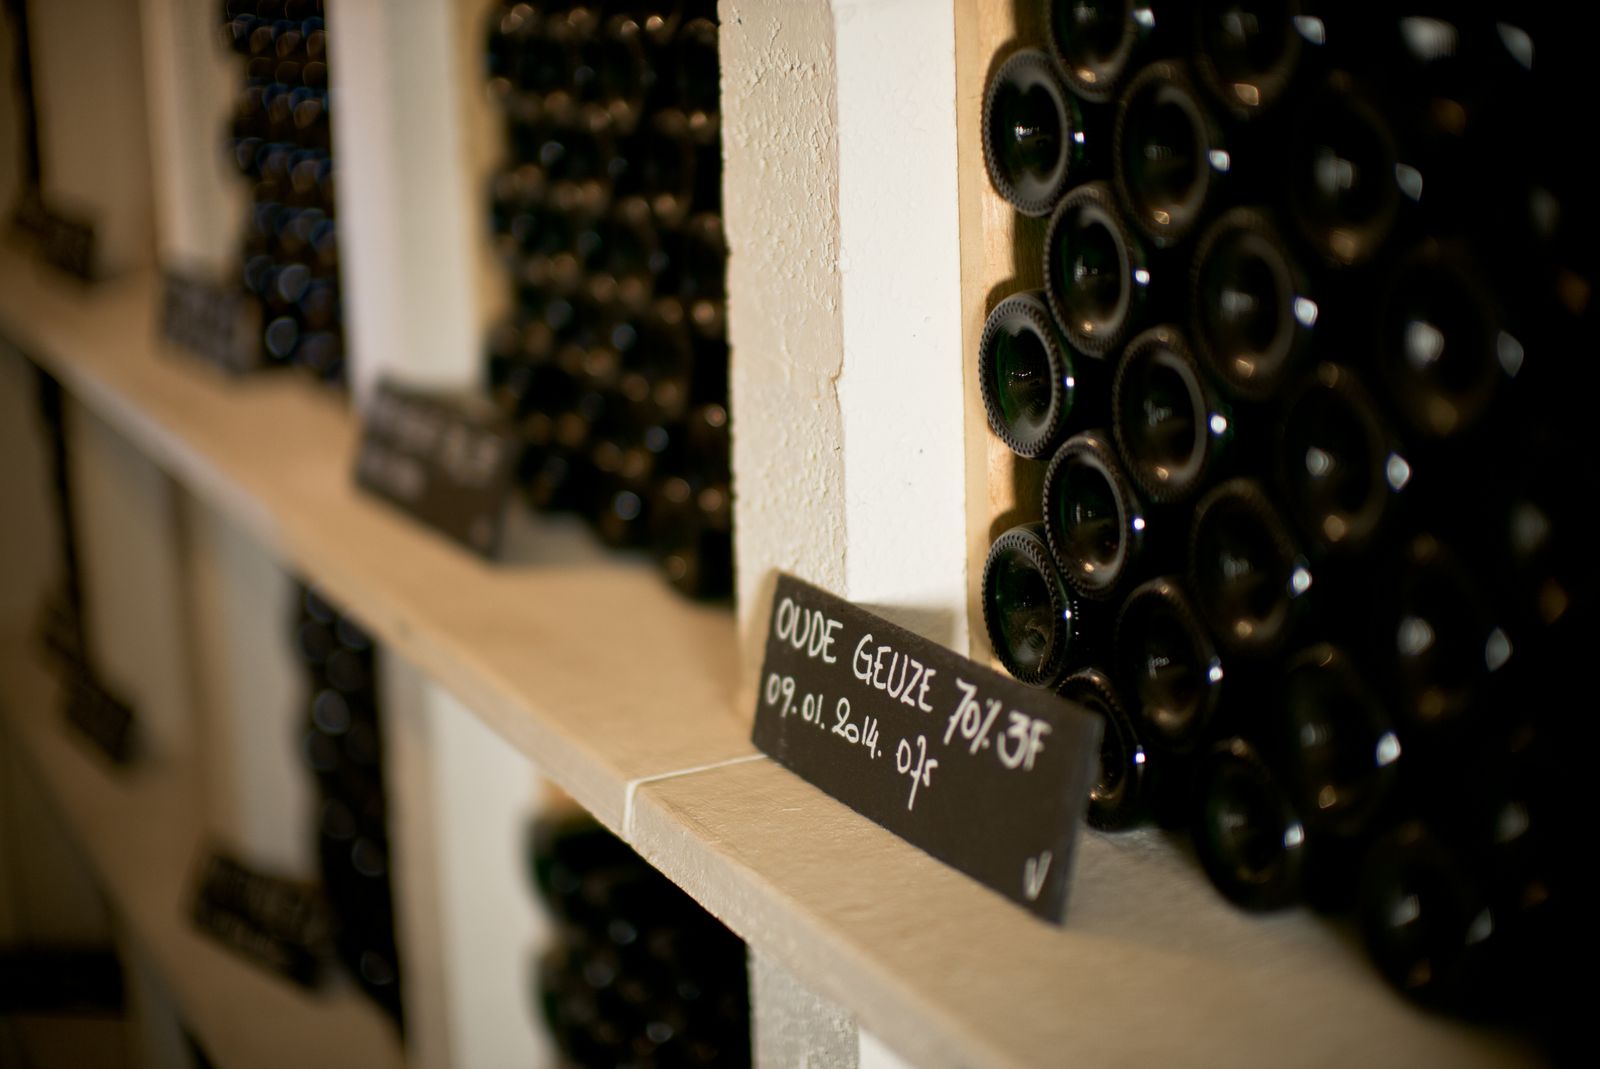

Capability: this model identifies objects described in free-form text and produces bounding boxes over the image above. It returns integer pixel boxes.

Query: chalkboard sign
[35,588,84,673]
[10,189,95,281]
[751,575,1102,922]
[160,269,263,374]
[63,668,136,766]
[353,382,522,558]
[190,850,329,987]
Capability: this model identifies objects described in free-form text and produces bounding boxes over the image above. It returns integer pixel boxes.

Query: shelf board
[0,253,754,834]
[0,253,1539,1068]
[632,756,1537,1069]
[0,644,404,1069]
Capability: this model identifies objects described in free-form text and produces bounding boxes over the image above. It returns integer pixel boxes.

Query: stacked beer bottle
[483,2,732,598]
[221,0,345,383]
[294,586,404,1025]
[979,1,1585,1020]
[529,812,750,1066]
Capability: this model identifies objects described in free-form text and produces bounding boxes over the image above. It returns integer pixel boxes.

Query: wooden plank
[630,755,1536,1069]
[957,0,1047,666]
[0,253,754,833]
[0,644,404,1069]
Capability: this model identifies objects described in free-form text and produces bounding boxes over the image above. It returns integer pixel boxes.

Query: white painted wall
[751,948,858,1069]
[26,0,155,276]
[183,503,316,878]
[328,0,483,405]
[725,0,968,653]
[383,654,553,1069]
[0,349,112,948]
[0,346,55,639]
[0,10,22,219]
[428,681,553,1069]
[833,0,967,650]
[68,402,196,768]
[858,1027,919,1069]
[119,932,201,1069]
[138,0,241,274]
[0,741,113,945]
[723,0,849,657]
[726,5,962,1067]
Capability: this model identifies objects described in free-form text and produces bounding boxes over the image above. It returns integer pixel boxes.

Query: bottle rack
[0,2,1545,1067]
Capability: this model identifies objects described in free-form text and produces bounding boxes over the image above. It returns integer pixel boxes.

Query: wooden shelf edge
[0,252,753,835]
[0,255,1542,1069]
[629,755,1539,1069]
[0,643,405,1069]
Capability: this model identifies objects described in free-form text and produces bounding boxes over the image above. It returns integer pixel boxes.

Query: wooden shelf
[0,253,754,835]
[632,758,1535,1069]
[0,252,1537,1068]
[0,644,404,1069]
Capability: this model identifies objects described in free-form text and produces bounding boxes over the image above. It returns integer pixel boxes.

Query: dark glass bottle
[595,11,656,131]
[652,476,733,599]
[982,49,1084,217]
[1357,820,1496,1010]
[614,306,695,416]
[487,4,536,93]
[1377,242,1509,440]
[596,195,666,307]
[674,16,720,130]
[1275,643,1401,839]
[1113,61,1228,248]
[1060,667,1150,831]
[1277,362,1407,555]
[1043,180,1150,357]
[1112,325,1231,503]
[293,587,402,1025]
[1188,477,1311,657]
[1191,0,1307,119]
[1286,72,1404,268]
[1386,533,1510,739]
[979,291,1079,459]
[1114,575,1222,754]
[1191,736,1307,910]
[672,211,728,306]
[1045,0,1158,104]
[1492,488,1586,635]
[614,118,700,223]
[1041,429,1147,600]
[528,811,750,1068]
[982,523,1085,689]
[1190,207,1315,399]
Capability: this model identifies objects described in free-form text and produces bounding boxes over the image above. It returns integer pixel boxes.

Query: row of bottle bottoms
[485,0,721,137]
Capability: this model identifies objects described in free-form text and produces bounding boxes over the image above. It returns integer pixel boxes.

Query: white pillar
[68,403,195,767]
[26,0,155,276]
[182,503,317,878]
[723,0,848,656]
[327,0,484,404]
[833,0,967,650]
[137,0,240,275]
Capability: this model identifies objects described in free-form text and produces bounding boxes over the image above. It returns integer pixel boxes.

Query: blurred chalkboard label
[354,381,522,559]
[190,850,329,988]
[35,587,85,674]
[751,574,1102,923]
[63,669,136,767]
[160,269,264,374]
[10,188,96,281]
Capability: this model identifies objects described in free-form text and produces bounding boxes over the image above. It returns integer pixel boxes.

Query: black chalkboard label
[353,382,522,558]
[10,190,96,281]
[190,850,330,987]
[160,269,263,374]
[35,588,85,673]
[63,669,136,766]
[751,575,1103,922]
